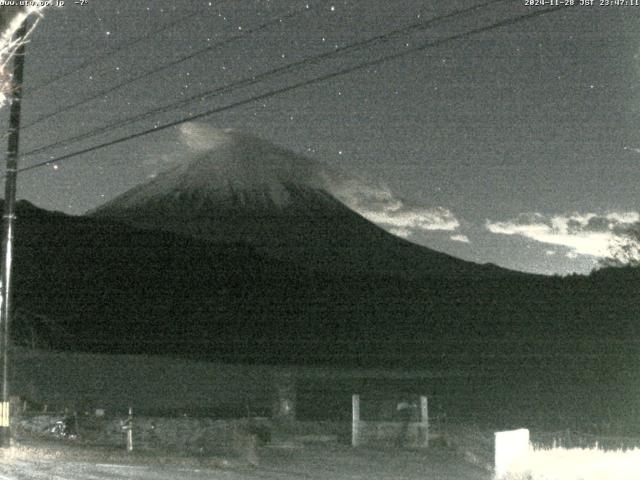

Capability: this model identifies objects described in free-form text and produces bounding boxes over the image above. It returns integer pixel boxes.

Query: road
[0,443,492,480]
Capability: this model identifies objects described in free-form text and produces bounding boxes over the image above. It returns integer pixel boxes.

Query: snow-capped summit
[100,126,332,212]
[91,125,512,278]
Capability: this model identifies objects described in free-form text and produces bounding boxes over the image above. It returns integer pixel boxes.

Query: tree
[599,223,640,268]
[0,6,43,106]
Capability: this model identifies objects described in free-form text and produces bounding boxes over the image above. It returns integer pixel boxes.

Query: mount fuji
[91,126,512,279]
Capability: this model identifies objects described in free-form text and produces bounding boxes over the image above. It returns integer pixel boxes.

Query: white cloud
[362,204,459,232]
[623,146,640,154]
[330,181,460,237]
[389,227,411,238]
[486,211,640,260]
[179,123,233,151]
[450,234,470,243]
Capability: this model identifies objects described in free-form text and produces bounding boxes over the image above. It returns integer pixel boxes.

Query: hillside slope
[8,200,640,369]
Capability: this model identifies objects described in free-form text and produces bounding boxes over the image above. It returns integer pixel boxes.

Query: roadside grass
[0,439,235,469]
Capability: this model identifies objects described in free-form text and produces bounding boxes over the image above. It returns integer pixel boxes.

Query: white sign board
[494,428,530,479]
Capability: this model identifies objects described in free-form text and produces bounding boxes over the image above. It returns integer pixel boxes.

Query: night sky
[3,0,639,275]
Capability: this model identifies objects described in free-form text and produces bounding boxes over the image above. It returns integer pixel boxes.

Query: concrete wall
[357,421,428,447]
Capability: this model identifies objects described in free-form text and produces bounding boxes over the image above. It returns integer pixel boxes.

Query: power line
[27,6,207,94]
[21,3,316,131]
[20,0,508,160]
[17,5,568,175]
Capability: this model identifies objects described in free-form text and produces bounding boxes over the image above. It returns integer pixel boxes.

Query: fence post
[273,371,296,423]
[352,394,360,447]
[420,395,428,447]
[122,406,133,452]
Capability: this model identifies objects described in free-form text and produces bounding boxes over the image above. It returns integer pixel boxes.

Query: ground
[0,440,491,480]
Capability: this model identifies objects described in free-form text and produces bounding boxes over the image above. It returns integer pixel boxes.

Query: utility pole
[0,19,28,449]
